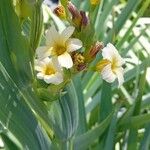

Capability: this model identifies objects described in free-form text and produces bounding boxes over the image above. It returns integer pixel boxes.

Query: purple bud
[80,11,89,26]
[67,2,81,20]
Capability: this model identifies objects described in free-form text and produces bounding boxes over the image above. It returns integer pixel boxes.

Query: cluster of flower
[35,1,125,87]
[35,25,82,85]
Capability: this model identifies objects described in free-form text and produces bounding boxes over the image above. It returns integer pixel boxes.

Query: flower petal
[58,52,73,68]
[102,43,124,66]
[36,46,51,59]
[35,65,43,72]
[43,57,52,64]
[44,73,63,85]
[102,44,115,61]
[45,25,60,46]
[35,59,44,72]
[54,72,64,84]
[101,64,116,83]
[67,38,82,52]
[61,26,75,42]
[37,72,44,79]
[51,57,62,71]
[115,67,124,87]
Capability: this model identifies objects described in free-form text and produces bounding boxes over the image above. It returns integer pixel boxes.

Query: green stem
[59,139,73,150]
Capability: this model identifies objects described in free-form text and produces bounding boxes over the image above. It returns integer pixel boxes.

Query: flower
[35,57,63,85]
[96,43,125,87]
[36,26,82,69]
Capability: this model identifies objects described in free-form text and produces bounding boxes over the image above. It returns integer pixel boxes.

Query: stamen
[53,45,66,56]
[44,65,56,75]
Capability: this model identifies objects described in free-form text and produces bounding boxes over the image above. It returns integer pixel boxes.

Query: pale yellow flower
[36,26,82,69]
[35,57,63,85]
[96,43,125,87]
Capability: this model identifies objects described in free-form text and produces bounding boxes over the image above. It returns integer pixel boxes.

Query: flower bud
[84,41,103,63]
[89,41,104,58]
[90,0,100,5]
[67,2,82,27]
[80,11,89,27]
[67,2,89,29]
[53,5,66,19]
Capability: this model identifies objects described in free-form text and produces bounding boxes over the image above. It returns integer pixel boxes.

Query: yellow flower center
[44,65,56,75]
[53,44,67,56]
[96,59,111,72]
[96,58,119,74]
[111,57,118,72]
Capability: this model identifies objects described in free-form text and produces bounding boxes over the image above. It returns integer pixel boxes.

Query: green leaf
[73,74,87,135]
[95,0,118,39]
[30,1,43,52]
[1,133,19,150]
[48,81,79,141]
[119,113,150,130]
[127,70,147,150]
[99,81,112,122]
[73,110,114,150]
[105,0,142,43]
[104,105,120,150]
[0,63,51,149]
[0,1,53,148]
[140,123,150,150]
[116,0,150,49]
[0,0,32,85]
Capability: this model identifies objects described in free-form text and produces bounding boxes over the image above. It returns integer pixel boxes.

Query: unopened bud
[53,5,66,19]
[90,0,100,5]
[67,2,82,27]
[68,2,89,29]
[80,11,89,27]
[89,41,104,58]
